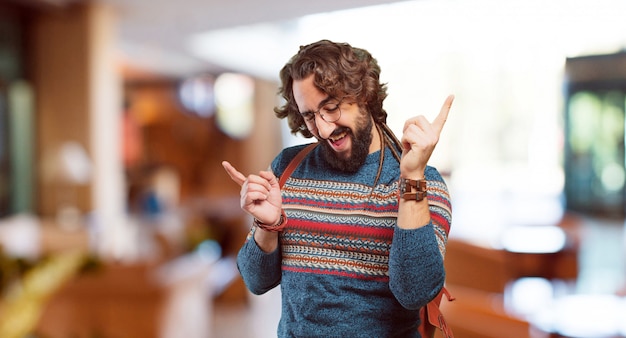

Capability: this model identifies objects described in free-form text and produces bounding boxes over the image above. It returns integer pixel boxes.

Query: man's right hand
[221,161,283,226]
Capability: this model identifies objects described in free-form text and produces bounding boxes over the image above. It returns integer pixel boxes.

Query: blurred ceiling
[23,0,411,79]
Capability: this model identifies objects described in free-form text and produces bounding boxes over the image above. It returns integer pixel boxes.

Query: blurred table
[501,224,578,281]
[37,252,217,338]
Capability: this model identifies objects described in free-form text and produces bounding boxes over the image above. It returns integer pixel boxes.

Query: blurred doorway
[564,52,626,218]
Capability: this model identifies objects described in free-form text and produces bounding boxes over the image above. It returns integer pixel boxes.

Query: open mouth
[328,130,350,150]
[329,130,348,145]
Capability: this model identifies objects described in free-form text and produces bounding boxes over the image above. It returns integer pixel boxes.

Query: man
[222,39,453,337]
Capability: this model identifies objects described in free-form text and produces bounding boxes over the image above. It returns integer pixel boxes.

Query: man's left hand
[400,94,454,178]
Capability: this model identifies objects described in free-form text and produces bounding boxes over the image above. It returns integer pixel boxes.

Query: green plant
[0,251,88,338]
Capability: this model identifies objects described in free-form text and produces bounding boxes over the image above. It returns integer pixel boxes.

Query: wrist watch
[399,178,427,201]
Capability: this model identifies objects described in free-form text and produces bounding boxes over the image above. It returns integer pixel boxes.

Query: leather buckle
[399,178,427,201]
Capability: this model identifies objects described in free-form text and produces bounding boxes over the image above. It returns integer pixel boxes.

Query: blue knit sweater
[237,143,451,338]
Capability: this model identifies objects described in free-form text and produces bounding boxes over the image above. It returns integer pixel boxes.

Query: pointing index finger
[433,94,454,133]
[222,161,246,187]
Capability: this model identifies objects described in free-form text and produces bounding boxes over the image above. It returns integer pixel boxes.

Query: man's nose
[315,114,335,140]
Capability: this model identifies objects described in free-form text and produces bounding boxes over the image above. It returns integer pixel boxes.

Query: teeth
[330,131,347,142]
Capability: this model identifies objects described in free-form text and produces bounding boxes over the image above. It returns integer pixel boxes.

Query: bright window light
[214,73,255,139]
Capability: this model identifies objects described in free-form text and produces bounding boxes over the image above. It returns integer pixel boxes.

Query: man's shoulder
[424,165,446,183]
[283,143,314,157]
[272,142,317,175]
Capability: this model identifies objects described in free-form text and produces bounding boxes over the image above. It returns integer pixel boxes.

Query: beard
[320,115,373,173]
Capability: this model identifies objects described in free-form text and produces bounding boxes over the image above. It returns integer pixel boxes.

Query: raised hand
[221,161,283,226]
[400,95,454,178]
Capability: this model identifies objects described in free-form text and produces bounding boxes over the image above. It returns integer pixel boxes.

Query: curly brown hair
[274,40,389,138]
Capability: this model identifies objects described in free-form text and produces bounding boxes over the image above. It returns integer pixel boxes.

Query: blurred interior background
[0,0,625,337]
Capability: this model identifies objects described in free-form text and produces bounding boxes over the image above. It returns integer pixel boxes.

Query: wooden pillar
[31,2,125,257]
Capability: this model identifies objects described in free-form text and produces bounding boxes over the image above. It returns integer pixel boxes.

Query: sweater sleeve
[388,166,451,309]
[388,224,445,309]
[236,227,283,295]
[235,145,314,295]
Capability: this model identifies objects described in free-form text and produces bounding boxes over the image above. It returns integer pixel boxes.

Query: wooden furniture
[36,255,215,338]
[442,230,580,338]
[37,263,165,338]
[436,284,531,338]
[444,238,510,294]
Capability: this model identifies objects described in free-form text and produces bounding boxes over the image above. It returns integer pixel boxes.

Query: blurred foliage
[0,250,35,293]
[0,249,96,338]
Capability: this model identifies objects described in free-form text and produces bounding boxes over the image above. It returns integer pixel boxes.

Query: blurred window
[564,53,626,217]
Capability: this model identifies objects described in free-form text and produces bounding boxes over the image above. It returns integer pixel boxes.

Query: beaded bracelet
[253,209,288,232]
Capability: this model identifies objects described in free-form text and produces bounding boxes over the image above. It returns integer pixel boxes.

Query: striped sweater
[237,143,452,338]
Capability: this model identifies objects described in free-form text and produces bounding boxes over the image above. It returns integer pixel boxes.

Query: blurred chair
[442,238,530,337]
[444,237,510,294]
[437,284,531,338]
[442,218,582,338]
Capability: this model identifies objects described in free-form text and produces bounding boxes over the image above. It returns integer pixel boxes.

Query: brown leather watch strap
[399,178,427,201]
[253,209,288,232]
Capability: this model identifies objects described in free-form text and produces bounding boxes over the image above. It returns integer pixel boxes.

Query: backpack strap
[420,286,455,338]
[429,287,455,338]
[278,143,318,188]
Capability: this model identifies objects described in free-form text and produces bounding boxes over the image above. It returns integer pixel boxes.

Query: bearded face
[320,110,373,173]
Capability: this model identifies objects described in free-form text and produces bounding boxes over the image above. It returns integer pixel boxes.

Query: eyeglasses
[301,97,344,124]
